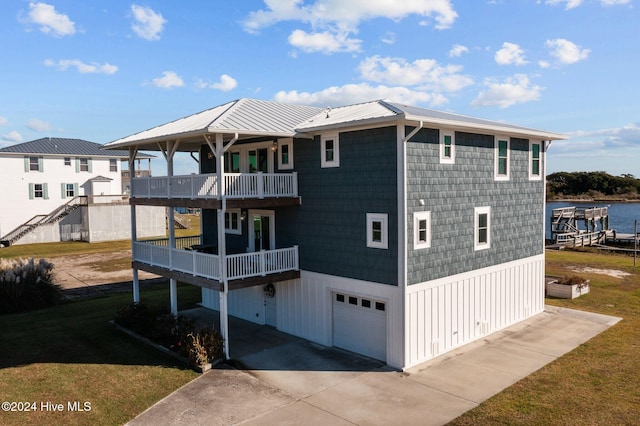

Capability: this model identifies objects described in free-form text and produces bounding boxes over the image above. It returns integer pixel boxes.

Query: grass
[0,284,202,426]
[450,249,640,425]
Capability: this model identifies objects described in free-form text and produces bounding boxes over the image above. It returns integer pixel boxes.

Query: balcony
[132,237,300,290]
[131,172,298,200]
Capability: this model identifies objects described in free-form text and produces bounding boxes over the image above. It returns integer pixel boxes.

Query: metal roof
[104,98,324,150]
[297,100,566,140]
[0,137,152,158]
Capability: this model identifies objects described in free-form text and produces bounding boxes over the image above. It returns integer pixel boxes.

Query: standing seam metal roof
[0,137,151,157]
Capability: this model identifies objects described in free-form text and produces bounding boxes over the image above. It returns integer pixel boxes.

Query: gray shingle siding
[278,127,399,285]
[406,128,544,285]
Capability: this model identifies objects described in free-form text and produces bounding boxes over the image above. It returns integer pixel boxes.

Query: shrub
[114,302,223,367]
[559,275,588,286]
[0,258,60,314]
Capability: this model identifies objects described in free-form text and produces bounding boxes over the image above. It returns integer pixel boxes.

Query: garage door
[332,292,387,361]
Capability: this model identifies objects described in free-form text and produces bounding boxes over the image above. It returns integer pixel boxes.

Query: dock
[550,206,609,247]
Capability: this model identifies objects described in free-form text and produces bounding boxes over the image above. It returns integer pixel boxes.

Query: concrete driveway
[127,306,620,426]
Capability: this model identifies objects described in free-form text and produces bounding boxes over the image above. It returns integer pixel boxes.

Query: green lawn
[450,249,640,425]
[0,284,202,426]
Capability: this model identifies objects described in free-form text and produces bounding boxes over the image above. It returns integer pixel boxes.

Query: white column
[132,268,140,303]
[216,133,230,359]
[170,278,178,315]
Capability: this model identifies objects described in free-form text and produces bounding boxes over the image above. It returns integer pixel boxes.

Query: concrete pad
[305,370,477,426]
[126,365,294,426]
[237,341,384,398]
[242,401,353,426]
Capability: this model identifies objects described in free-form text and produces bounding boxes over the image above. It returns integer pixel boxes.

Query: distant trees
[547,171,640,200]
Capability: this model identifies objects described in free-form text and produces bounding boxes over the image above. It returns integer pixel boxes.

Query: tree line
[547,171,640,200]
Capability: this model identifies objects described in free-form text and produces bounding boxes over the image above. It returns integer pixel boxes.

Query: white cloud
[381,31,396,45]
[131,4,167,41]
[449,44,469,58]
[151,71,184,89]
[21,2,76,37]
[0,117,8,126]
[568,123,640,149]
[358,55,473,93]
[288,29,361,53]
[545,38,590,64]
[26,118,52,132]
[195,74,238,92]
[243,0,458,53]
[495,42,528,66]
[471,74,543,108]
[2,131,23,143]
[273,83,447,108]
[44,59,118,74]
[542,0,630,8]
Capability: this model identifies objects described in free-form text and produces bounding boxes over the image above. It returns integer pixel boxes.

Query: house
[0,137,163,245]
[104,98,565,369]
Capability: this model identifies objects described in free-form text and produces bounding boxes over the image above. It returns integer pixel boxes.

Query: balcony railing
[131,172,298,200]
[132,239,299,281]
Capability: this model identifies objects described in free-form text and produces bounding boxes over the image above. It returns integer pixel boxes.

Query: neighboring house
[104,98,565,369]
[0,137,163,245]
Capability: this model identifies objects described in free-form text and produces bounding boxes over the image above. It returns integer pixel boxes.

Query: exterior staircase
[0,196,87,247]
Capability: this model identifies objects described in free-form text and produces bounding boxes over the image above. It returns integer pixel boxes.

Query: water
[546,201,640,238]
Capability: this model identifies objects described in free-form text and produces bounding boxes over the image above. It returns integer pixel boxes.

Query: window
[413,211,432,249]
[321,134,339,168]
[109,159,118,172]
[278,138,294,170]
[348,296,357,305]
[76,158,92,172]
[61,183,77,199]
[29,183,48,200]
[224,209,241,234]
[361,299,371,308]
[26,156,42,172]
[375,302,386,311]
[64,157,71,166]
[494,137,510,180]
[366,213,388,249]
[440,131,455,164]
[530,141,541,180]
[336,294,345,303]
[474,206,491,251]
[223,151,240,173]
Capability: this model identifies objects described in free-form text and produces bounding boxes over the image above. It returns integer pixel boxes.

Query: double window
[494,137,510,180]
[224,209,241,234]
[366,213,388,249]
[321,134,339,168]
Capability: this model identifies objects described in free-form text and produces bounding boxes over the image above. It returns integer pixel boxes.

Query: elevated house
[105,98,565,369]
[0,138,162,245]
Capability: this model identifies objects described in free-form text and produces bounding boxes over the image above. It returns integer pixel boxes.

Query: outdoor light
[271,141,278,152]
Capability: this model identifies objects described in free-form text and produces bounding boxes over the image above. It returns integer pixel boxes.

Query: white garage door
[332,292,387,361]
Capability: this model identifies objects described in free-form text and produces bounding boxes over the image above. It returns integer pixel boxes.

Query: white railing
[132,240,298,281]
[556,231,603,246]
[131,172,297,200]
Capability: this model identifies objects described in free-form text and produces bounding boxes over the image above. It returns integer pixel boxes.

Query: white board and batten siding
[404,254,545,369]
[201,270,403,368]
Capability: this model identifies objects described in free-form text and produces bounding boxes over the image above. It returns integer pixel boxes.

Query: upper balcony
[130,172,300,208]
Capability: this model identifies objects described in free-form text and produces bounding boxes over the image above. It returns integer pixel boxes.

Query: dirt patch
[48,250,163,299]
[567,266,631,279]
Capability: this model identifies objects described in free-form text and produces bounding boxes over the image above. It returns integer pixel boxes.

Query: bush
[114,302,223,366]
[0,258,61,314]
[559,275,588,286]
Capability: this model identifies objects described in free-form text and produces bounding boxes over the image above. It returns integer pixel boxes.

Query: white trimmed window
[61,183,78,199]
[414,211,431,249]
[529,141,542,180]
[321,134,339,168]
[366,213,388,249]
[109,159,118,172]
[494,137,510,181]
[29,183,48,200]
[224,209,241,235]
[25,156,43,172]
[76,158,92,173]
[278,138,294,170]
[64,157,71,166]
[440,131,455,164]
[474,206,491,251]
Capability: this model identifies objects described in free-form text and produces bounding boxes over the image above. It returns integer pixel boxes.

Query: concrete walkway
[127,306,621,426]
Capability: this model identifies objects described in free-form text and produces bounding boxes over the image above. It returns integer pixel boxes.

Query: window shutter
[88,158,93,173]
[43,183,49,200]
[24,156,29,172]
[73,183,79,196]
[61,183,66,199]
[38,157,44,172]
[29,183,34,199]
[75,158,80,173]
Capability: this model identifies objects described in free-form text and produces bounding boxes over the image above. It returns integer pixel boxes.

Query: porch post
[166,141,179,316]
[170,278,178,315]
[129,148,140,303]
[216,133,231,359]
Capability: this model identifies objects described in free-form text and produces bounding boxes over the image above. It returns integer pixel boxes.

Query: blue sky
[1,0,638,177]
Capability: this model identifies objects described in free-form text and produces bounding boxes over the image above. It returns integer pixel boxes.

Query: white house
[105,98,565,369]
[0,137,163,245]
